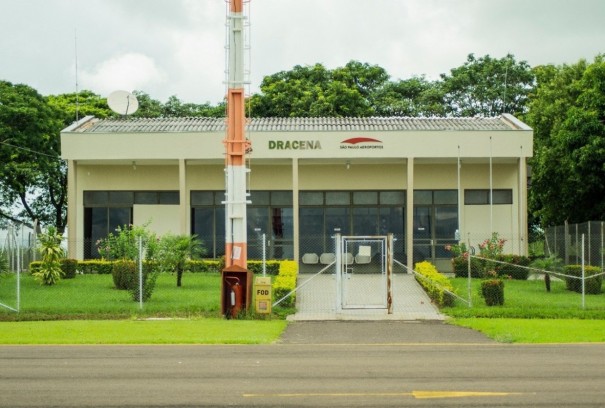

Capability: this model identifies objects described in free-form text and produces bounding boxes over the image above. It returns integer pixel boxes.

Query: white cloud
[80,53,166,97]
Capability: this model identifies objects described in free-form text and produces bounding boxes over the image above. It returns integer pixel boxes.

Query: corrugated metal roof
[72,116,522,133]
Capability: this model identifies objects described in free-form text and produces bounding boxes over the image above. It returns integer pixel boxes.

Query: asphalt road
[1,322,604,407]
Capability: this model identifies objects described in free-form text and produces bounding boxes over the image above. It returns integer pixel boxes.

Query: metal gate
[336,234,393,312]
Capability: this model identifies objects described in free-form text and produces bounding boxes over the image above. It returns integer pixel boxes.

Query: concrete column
[519,156,528,256]
[406,157,414,271]
[292,158,300,263]
[66,159,78,259]
[179,159,188,235]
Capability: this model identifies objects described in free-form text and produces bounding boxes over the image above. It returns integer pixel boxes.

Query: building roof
[67,114,529,134]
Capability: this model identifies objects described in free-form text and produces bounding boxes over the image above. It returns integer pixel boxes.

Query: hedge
[414,261,455,307]
[453,254,531,279]
[272,260,298,307]
[564,265,602,294]
[31,259,291,275]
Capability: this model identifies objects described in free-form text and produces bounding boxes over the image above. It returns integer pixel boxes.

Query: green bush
[29,261,42,274]
[112,260,136,290]
[272,261,298,307]
[78,260,113,274]
[495,254,531,280]
[129,265,159,302]
[481,278,505,306]
[564,265,602,294]
[453,256,483,278]
[61,259,78,279]
[0,250,8,274]
[186,260,212,273]
[247,260,280,276]
[414,261,455,307]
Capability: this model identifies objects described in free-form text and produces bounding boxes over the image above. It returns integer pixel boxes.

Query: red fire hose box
[221,265,253,319]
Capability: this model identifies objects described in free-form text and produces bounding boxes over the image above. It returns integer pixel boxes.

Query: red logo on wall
[340,137,383,149]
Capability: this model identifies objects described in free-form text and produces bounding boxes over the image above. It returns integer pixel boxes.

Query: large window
[464,189,513,205]
[299,190,405,257]
[83,190,178,259]
[191,190,293,260]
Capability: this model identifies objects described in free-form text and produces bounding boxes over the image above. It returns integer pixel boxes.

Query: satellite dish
[107,90,139,116]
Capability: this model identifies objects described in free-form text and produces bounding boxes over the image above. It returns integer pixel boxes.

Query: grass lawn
[0,319,288,344]
[452,318,605,343]
[0,272,223,320]
[443,277,605,343]
[443,277,605,319]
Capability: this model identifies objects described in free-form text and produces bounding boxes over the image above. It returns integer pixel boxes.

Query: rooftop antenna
[107,90,139,117]
[74,29,79,122]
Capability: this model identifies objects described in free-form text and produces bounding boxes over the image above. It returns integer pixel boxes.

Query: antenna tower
[223,0,251,268]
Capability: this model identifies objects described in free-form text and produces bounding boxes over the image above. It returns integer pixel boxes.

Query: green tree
[249,61,385,117]
[440,54,535,117]
[157,234,204,287]
[162,95,225,117]
[47,90,113,124]
[131,91,164,118]
[0,80,66,231]
[373,77,446,116]
[526,55,605,226]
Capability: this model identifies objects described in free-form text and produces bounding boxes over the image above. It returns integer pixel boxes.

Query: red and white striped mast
[224,0,250,269]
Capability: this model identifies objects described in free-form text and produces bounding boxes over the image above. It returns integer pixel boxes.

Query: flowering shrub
[97,223,159,261]
[445,242,468,258]
[478,232,506,259]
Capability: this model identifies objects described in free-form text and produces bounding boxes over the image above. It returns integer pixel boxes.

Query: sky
[1,0,604,105]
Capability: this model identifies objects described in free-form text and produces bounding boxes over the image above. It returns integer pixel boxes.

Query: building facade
[61,115,532,271]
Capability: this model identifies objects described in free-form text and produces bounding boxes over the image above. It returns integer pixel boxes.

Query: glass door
[413,205,458,264]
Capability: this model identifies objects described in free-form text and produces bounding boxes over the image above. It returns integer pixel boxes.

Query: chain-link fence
[544,221,605,268]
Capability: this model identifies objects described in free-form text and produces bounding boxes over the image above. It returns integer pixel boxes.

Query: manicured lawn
[0,319,288,344]
[443,277,605,343]
[0,272,223,320]
[452,318,605,343]
[443,277,605,319]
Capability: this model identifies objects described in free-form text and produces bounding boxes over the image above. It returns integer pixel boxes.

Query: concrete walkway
[288,272,445,321]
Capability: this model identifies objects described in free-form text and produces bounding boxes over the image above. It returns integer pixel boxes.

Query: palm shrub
[157,234,204,287]
[32,226,65,285]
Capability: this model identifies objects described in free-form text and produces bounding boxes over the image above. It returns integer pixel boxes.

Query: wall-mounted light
[346,160,350,170]
[132,161,137,170]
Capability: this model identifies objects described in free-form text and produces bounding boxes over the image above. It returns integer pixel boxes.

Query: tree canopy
[525,55,605,226]
[440,54,534,117]
[0,80,65,230]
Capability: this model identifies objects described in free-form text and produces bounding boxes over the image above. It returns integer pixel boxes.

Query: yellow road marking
[244,390,524,399]
[413,391,522,399]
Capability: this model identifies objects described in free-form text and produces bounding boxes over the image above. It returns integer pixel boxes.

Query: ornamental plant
[478,232,506,276]
[156,234,204,287]
[32,226,65,285]
[0,249,8,275]
[97,223,159,261]
[444,242,468,258]
[478,232,506,259]
[480,270,505,306]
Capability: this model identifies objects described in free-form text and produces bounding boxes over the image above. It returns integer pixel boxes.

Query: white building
[61,114,532,271]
